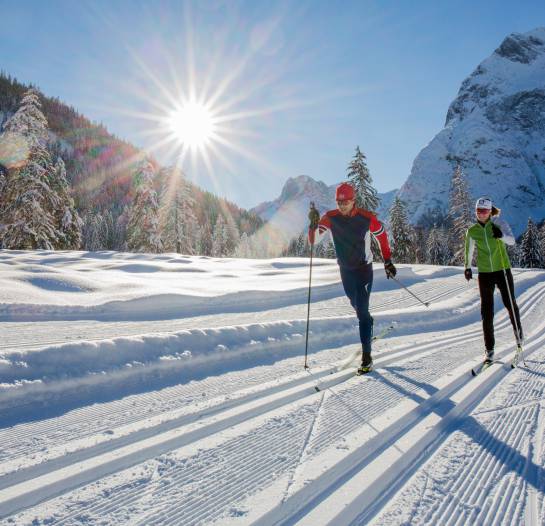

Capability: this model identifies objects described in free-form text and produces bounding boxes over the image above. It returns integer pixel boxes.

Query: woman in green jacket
[464,197,523,363]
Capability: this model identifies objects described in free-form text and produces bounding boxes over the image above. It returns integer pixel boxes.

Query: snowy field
[0,250,544,525]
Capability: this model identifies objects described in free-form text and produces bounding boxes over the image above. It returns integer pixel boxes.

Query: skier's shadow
[382,366,443,399]
[373,366,544,492]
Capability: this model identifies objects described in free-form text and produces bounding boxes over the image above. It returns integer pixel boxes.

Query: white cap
[475,197,492,210]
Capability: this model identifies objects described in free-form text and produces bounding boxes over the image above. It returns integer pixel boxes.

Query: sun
[168,101,216,150]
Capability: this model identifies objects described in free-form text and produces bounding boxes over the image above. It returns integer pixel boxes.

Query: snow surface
[0,249,544,525]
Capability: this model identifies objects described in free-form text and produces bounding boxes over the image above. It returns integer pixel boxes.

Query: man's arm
[369,214,392,261]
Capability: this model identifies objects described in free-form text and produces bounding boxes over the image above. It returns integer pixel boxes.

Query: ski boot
[357,352,373,375]
[484,349,494,365]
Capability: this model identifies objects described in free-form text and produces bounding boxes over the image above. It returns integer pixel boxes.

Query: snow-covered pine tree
[52,157,82,249]
[197,220,213,256]
[235,232,252,258]
[426,225,451,265]
[447,164,473,264]
[346,146,382,260]
[539,221,545,262]
[519,218,544,268]
[81,212,106,251]
[224,215,240,256]
[507,242,520,268]
[160,169,196,254]
[346,146,380,211]
[412,227,427,264]
[0,89,60,249]
[211,214,229,257]
[324,239,336,259]
[126,160,163,253]
[389,195,414,263]
[0,164,6,198]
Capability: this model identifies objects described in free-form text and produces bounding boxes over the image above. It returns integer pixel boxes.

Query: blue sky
[1,0,544,208]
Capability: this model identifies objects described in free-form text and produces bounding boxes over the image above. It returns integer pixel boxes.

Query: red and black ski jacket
[309,208,391,269]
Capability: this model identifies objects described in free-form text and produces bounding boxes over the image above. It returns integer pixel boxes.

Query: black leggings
[478,269,522,351]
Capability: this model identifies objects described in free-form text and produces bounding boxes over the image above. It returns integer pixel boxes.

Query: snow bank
[0,316,367,410]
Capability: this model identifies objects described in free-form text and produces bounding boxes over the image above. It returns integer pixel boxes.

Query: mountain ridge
[398,27,545,235]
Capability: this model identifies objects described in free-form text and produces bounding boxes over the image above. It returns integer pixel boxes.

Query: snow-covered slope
[1,250,545,524]
[399,27,545,235]
[251,174,397,238]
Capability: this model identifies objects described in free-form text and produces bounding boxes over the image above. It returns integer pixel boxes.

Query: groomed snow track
[1,274,544,525]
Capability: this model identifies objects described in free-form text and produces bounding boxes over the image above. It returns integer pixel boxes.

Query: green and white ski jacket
[464,218,515,273]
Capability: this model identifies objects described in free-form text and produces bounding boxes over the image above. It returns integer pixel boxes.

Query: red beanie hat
[336,183,355,201]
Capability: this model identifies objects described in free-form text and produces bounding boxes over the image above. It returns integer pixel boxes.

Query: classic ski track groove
[377,363,545,525]
[0,284,484,474]
[254,286,545,525]
[0,280,543,523]
[1,278,536,473]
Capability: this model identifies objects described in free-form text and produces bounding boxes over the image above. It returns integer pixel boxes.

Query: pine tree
[324,239,336,259]
[346,146,382,260]
[160,169,196,254]
[235,232,252,258]
[426,225,451,265]
[211,214,229,257]
[82,211,106,251]
[0,89,60,249]
[126,160,163,253]
[346,146,380,211]
[519,218,544,268]
[447,164,473,264]
[197,220,213,256]
[224,215,240,256]
[52,157,82,249]
[412,227,427,264]
[389,195,414,263]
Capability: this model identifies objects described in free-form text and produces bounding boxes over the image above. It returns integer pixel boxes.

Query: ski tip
[314,386,321,392]
[471,369,477,376]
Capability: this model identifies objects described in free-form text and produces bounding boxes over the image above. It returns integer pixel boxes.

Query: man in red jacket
[309,182,396,374]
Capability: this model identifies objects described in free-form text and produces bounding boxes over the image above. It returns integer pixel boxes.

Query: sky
[1,0,545,209]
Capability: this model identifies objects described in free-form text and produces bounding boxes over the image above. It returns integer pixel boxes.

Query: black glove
[384,259,397,279]
[491,224,503,238]
[308,202,320,230]
[464,268,472,281]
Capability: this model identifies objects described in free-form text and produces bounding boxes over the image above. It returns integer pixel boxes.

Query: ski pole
[498,238,525,363]
[304,202,320,370]
[390,275,430,307]
[304,240,315,369]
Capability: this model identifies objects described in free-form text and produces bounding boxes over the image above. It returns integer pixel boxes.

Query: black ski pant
[478,269,522,351]
[339,263,374,353]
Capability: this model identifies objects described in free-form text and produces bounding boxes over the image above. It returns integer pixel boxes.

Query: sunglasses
[476,208,491,214]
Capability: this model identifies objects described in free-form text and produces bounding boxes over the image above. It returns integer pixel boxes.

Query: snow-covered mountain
[251,174,397,238]
[398,27,545,235]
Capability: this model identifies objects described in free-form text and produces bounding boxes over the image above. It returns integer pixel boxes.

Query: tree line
[0,87,263,256]
[283,147,545,269]
[1,87,544,266]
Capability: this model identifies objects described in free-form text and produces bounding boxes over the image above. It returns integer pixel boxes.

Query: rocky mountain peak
[398,27,545,236]
[494,31,545,64]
